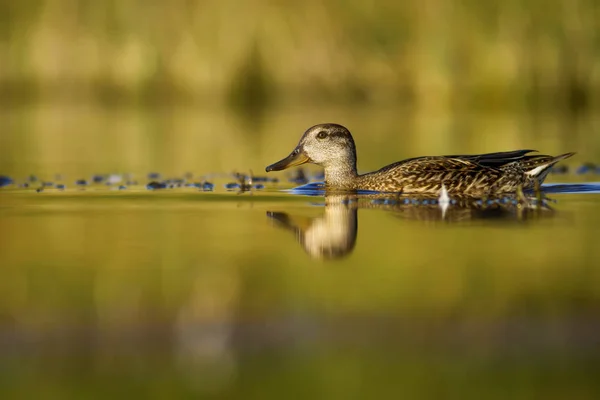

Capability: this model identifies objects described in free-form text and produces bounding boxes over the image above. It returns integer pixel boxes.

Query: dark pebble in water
[148,172,161,180]
[75,179,88,185]
[225,183,241,190]
[147,181,167,190]
[202,182,214,191]
[0,175,13,187]
[36,187,43,193]
[268,177,279,183]
[576,163,596,174]
[92,175,104,183]
[29,175,38,182]
[20,183,29,188]
[550,165,569,174]
[253,184,265,190]
[56,184,65,190]
[118,185,127,190]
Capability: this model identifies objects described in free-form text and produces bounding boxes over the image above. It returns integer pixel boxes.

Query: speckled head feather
[266,123,575,196]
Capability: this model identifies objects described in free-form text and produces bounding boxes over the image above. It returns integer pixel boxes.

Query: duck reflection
[267,193,554,260]
[267,194,358,260]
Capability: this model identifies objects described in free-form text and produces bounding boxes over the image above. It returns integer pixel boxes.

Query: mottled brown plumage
[266,123,575,196]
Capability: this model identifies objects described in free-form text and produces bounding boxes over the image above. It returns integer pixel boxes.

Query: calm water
[1,106,600,398]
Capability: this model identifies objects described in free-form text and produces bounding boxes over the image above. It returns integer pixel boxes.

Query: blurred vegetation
[1,0,599,111]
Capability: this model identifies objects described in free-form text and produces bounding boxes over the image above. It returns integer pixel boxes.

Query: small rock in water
[225,182,241,190]
[148,172,161,180]
[107,174,122,184]
[0,175,13,187]
[576,163,596,175]
[118,185,127,190]
[29,175,38,183]
[75,179,88,186]
[550,165,569,174]
[20,183,29,188]
[36,187,44,193]
[202,182,215,191]
[56,184,66,190]
[92,175,105,183]
[146,181,167,190]
[268,177,279,183]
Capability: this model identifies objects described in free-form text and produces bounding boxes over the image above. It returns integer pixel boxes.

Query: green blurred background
[2,0,600,110]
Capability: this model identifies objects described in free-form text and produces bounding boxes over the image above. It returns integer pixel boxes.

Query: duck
[265,123,575,196]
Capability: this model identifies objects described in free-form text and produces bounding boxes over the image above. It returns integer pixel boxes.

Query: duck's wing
[443,150,538,168]
[379,150,538,172]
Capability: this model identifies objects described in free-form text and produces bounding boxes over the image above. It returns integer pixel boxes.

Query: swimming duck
[265,123,575,196]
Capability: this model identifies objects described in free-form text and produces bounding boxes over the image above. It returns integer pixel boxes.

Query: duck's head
[266,123,357,172]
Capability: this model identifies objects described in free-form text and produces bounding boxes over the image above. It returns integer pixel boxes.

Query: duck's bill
[265,150,310,172]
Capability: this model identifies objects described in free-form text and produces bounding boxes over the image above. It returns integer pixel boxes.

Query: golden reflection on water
[1,189,600,396]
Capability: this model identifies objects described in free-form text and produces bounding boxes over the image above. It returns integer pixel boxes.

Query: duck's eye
[316,131,327,140]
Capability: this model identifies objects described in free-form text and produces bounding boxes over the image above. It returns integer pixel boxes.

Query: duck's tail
[524,152,576,183]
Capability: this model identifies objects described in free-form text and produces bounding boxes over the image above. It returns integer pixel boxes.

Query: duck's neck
[323,161,358,188]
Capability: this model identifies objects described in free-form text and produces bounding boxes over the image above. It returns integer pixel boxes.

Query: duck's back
[356,150,573,195]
